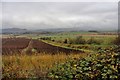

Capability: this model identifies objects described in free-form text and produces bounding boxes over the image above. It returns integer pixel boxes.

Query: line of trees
[64,36,101,45]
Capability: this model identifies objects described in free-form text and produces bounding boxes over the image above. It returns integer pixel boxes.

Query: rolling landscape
[1,2,120,80]
[1,28,120,79]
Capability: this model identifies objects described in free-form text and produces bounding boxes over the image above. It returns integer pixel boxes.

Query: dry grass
[2,53,88,78]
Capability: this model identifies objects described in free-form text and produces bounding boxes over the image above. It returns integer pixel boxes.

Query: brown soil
[2,38,84,55]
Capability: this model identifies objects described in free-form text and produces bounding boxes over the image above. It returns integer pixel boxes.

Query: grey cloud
[2,2,118,30]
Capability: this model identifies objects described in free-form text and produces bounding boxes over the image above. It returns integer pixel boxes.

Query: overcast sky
[2,2,118,30]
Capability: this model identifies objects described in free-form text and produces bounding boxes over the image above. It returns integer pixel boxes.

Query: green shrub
[113,36,120,45]
[68,38,74,44]
[74,36,86,44]
[63,39,68,44]
[52,39,55,42]
[87,37,101,45]
[48,48,120,79]
[40,37,51,40]
[68,36,86,44]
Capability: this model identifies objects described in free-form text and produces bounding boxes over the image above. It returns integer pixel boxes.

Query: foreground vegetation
[2,32,119,79]
[2,53,88,78]
[48,46,120,80]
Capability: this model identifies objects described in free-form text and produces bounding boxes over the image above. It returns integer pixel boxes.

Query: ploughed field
[2,38,83,55]
[2,38,30,55]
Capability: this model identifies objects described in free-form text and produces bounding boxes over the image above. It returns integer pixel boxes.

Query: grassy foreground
[2,53,88,78]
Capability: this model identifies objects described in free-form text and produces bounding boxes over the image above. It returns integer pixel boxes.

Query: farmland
[2,38,30,55]
[2,31,120,79]
[2,36,87,78]
[2,38,84,55]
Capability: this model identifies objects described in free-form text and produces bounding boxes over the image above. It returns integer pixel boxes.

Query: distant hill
[34,27,117,33]
[34,27,87,32]
[0,27,117,34]
[1,27,87,34]
[1,28,29,34]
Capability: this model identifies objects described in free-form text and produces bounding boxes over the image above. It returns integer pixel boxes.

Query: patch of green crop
[48,46,120,80]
